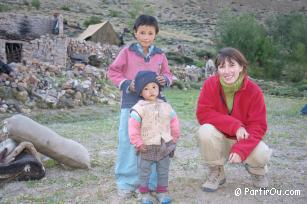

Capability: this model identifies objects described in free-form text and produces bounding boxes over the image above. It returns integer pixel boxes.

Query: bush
[31,0,40,10]
[166,52,194,64]
[267,13,307,82]
[83,16,102,28]
[61,5,70,11]
[215,12,277,79]
[109,10,120,17]
[195,49,206,59]
[193,60,205,68]
[0,3,10,12]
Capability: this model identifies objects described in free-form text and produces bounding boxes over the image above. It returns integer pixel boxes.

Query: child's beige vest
[132,99,173,145]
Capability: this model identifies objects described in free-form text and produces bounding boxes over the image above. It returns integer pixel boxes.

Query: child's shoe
[156,192,172,204]
[140,193,154,204]
[202,165,226,192]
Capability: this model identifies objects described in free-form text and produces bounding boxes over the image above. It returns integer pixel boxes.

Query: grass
[0,87,306,203]
[164,88,199,120]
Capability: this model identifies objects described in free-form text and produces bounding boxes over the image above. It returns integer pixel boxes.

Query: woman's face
[217,58,243,85]
[134,25,156,51]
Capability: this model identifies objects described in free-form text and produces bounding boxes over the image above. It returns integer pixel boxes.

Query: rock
[17,82,28,91]
[0,86,13,99]
[13,90,28,103]
[74,91,82,100]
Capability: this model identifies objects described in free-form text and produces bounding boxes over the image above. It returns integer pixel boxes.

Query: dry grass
[0,88,306,203]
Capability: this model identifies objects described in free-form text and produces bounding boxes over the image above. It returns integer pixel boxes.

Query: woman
[196,47,271,192]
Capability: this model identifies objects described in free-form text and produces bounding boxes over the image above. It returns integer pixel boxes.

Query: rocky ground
[3,0,307,53]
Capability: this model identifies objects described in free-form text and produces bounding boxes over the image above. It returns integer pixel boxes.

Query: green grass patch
[164,88,199,120]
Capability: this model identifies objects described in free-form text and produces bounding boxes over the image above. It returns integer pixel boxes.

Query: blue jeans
[115,109,157,191]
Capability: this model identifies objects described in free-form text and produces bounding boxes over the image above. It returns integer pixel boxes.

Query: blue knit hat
[135,71,160,97]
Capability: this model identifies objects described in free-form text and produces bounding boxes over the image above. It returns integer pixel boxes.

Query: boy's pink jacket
[107,46,172,88]
[196,75,267,161]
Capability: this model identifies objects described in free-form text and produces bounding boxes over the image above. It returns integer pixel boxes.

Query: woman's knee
[198,124,217,142]
[247,141,272,166]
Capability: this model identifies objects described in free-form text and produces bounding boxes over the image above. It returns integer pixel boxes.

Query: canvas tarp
[78,21,120,45]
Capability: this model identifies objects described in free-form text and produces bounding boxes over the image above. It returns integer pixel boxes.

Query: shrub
[194,60,205,68]
[109,10,120,17]
[83,16,102,28]
[61,5,70,11]
[23,0,30,6]
[267,13,307,82]
[31,0,40,10]
[0,3,10,12]
[215,12,277,79]
[166,52,194,64]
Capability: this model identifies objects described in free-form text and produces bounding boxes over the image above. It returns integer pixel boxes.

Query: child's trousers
[198,124,272,175]
[115,109,157,191]
[139,156,170,193]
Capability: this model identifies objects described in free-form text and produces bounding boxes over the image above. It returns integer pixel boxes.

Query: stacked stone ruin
[0,36,120,113]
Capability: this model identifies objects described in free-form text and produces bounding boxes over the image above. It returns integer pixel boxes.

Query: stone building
[0,13,65,66]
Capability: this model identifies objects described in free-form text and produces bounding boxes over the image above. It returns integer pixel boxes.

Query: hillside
[2,0,307,53]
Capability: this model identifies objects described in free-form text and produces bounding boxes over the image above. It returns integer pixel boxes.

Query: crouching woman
[196,47,272,192]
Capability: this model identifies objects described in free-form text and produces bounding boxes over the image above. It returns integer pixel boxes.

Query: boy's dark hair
[133,15,159,34]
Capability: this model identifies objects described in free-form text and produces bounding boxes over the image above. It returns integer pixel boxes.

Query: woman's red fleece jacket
[196,75,267,161]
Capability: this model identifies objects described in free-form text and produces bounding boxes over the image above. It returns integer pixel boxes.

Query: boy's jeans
[115,109,157,191]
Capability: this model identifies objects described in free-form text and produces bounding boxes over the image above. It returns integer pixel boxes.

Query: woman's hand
[156,75,166,86]
[228,152,242,163]
[129,80,135,92]
[236,127,249,141]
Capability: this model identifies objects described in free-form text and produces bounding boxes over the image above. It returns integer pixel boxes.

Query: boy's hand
[129,80,135,92]
[156,75,166,86]
[138,144,147,153]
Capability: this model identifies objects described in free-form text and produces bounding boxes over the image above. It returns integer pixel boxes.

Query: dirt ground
[0,94,306,203]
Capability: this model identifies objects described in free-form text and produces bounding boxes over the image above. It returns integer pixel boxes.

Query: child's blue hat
[135,71,160,97]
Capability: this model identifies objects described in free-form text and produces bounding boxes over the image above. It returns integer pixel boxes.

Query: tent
[78,21,120,45]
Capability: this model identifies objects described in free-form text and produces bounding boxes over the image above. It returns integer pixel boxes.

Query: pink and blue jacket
[107,43,173,108]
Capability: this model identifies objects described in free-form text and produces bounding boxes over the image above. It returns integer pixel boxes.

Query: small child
[129,71,180,204]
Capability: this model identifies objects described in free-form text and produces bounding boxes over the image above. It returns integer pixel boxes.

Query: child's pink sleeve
[170,113,180,143]
[128,116,143,149]
[107,48,128,88]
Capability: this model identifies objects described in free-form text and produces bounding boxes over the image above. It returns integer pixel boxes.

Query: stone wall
[68,39,118,67]
[0,39,6,61]
[0,36,121,113]
[0,13,54,39]
[23,36,69,68]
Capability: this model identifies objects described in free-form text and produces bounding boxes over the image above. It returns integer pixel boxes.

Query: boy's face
[140,82,159,101]
[134,25,156,51]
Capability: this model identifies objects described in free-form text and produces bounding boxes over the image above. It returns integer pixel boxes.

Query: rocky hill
[3,0,307,53]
